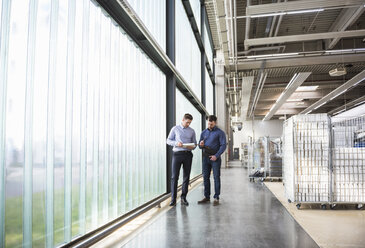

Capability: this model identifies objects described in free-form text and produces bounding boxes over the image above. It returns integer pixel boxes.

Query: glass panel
[176,89,202,179]
[127,0,166,51]
[1,1,166,246]
[190,0,200,33]
[205,68,214,114]
[176,0,201,101]
[204,25,213,68]
[5,0,29,247]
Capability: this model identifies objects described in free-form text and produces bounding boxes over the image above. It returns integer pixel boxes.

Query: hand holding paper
[182,143,196,149]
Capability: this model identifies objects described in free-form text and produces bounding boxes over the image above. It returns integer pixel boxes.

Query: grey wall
[233,119,284,148]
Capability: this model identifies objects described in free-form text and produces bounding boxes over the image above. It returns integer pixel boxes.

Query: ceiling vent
[329,67,347,77]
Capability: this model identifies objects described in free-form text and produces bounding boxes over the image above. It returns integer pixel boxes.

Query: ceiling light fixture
[333,109,346,115]
[250,12,285,18]
[354,100,365,107]
[263,72,311,121]
[286,8,324,15]
[285,73,299,90]
[296,86,319,91]
[300,70,365,115]
[246,52,299,59]
[324,48,365,54]
[250,8,324,18]
[287,98,304,102]
[330,90,347,101]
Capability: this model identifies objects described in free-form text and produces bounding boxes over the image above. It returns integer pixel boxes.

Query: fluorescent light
[287,98,304,102]
[354,100,365,107]
[251,12,285,18]
[250,8,324,18]
[287,8,324,15]
[295,102,305,106]
[296,86,318,91]
[285,73,299,90]
[333,109,346,115]
[325,48,365,54]
[330,90,347,101]
[263,72,311,121]
[313,101,327,110]
[246,52,298,59]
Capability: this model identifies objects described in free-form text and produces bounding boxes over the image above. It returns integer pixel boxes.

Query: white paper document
[182,143,195,148]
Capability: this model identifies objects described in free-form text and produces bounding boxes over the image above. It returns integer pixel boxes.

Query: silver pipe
[234,0,238,73]
[244,0,251,50]
[236,45,286,55]
[274,0,287,37]
[269,15,277,37]
[229,0,235,59]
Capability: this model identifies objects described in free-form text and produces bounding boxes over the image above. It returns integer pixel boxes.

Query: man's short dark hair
[207,115,217,122]
[184,113,193,120]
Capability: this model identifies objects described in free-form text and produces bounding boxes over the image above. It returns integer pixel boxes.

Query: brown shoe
[213,198,219,206]
[197,198,210,204]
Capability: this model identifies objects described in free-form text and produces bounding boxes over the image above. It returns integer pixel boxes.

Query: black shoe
[197,198,210,204]
[169,200,176,206]
[181,198,189,206]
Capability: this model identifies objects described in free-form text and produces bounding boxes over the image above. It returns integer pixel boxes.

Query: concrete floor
[265,182,365,248]
[104,161,318,248]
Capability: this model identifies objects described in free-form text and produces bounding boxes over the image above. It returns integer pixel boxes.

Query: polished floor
[265,182,365,248]
[119,161,318,248]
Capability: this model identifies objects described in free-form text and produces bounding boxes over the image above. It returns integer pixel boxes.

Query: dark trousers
[202,156,221,199]
[171,151,193,200]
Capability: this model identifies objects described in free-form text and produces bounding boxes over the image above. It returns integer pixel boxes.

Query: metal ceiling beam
[240,76,254,120]
[326,7,365,49]
[231,53,365,70]
[300,70,365,114]
[215,0,230,67]
[255,109,300,115]
[263,72,311,120]
[246,0,365,16]
[245,30,365,46]
[260,91,325,101]
[244,0,251,51]
[249,61,267,117]
[328,95,365,115]
[273,0,287,37]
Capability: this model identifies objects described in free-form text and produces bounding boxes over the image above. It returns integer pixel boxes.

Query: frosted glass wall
[0,1,166,247]
[176,0,202,101]
[190,0,201,33]
[204,24,213,68]
[176,90,203,179]
[205,69,214,115]
[127,0,166,51]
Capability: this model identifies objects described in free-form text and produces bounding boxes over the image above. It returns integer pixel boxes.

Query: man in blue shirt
[197,115,227,206]
[167,113,197,206]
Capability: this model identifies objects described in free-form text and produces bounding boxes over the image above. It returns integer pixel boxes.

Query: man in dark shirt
[197,115,227,206]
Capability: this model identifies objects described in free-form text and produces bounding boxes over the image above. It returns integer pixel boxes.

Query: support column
[215,50,228,167]
[201,2,206,130]
[166,0,176,193]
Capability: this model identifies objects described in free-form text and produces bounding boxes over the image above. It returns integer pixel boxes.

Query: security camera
[237,124,242,131]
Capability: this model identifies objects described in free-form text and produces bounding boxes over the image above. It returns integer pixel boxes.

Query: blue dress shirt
[199,126,227,158]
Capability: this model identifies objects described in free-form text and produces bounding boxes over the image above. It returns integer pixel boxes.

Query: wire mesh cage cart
[283,114,331,209]
[249,137,268,182]
[268,137,283,179]
[331,116,365,210]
